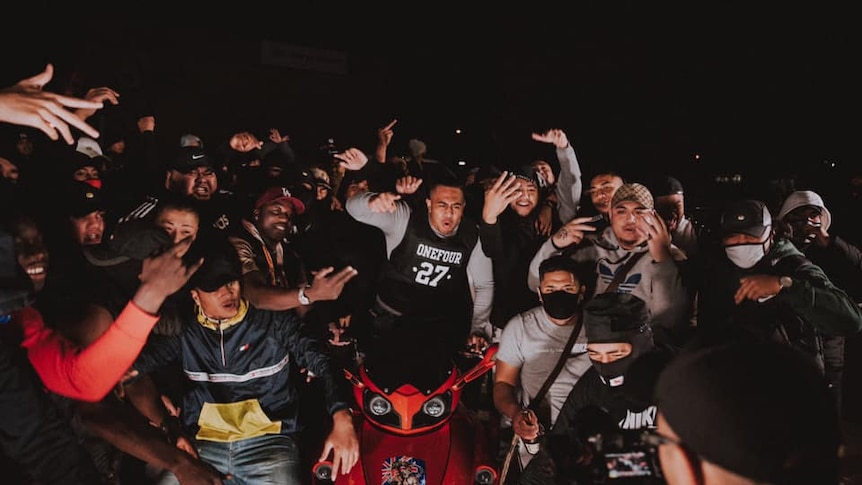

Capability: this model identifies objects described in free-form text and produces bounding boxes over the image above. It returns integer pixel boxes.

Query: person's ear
[164,171,172,190]
[253,209,260,222]
[190,289,200,306]
[658,442,703,485]
[425,198,432,212]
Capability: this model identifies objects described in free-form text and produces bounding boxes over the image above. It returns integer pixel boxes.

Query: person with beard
[480,166,555,330]
[776,190,862,414]
[118,146,241,237]
[526,293,671,485]
[494,255,592,480]
[529,183,691,347]
[227,185,358,319]
[695,199,862,375]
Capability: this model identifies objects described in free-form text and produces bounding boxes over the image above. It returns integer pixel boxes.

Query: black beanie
[654,342,840,484]
[584,293,651,344]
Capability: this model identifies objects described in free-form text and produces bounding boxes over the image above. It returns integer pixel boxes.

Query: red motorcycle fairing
[354,363,460,436]
[316,345,499,484]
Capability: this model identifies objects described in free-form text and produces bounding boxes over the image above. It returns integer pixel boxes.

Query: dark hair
[589,170,625,185]
[539,255,583,283]
[425,177,465,198]
[154,192,202,219]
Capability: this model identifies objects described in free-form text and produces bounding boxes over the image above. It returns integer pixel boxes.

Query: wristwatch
[298,287,311,306]
[778,276,793,291]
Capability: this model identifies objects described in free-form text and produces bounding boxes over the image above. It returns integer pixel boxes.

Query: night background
[4,0,862,470]
[4,2,860,217]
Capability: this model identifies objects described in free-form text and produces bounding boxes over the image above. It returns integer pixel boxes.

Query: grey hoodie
[528,226,690,337]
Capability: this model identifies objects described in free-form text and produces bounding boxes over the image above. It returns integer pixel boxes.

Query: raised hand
[482,171,521,224]
[368,192,401,213]
[306,266,359,303]
[551,215,599,249]
[75,86,120,121]
[268,128,290,144]
[531,129,569,149]
[0,63,103,143]
[133,237,204,314]
[378,119,397,147]
[334,148,369,171]
[229,131,263,152]
[638,210,672,262]
[395,175,423,195]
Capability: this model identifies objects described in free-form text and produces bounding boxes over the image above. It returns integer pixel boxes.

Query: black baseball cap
[188,238,242,292]
[82,219,173,267]
[720,199,772,238]
[67,181,106,218]
[169,146,213,173]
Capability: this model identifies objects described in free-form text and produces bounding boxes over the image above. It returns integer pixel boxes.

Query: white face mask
[725,242,766,269]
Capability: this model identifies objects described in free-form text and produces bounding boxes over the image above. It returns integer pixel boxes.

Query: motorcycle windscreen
[362,326,457,394]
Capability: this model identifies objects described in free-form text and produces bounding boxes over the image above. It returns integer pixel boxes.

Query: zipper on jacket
[219,321,226,366]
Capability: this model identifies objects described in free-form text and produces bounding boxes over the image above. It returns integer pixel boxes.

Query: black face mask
[541,290,581,320]
[593,357,633,387]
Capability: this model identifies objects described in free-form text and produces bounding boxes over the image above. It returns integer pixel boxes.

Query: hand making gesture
[0,64,103,143]
[334,148,369,171]
[637,209,672,262]
[482,171,521,225]
[551,215,599,249]
[531,128,570,149]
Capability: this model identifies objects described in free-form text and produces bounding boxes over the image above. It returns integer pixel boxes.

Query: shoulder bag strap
[528,310,585,413]
[604,250,647,294]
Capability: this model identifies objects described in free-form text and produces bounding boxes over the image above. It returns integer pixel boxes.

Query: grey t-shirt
[496,305,591,426]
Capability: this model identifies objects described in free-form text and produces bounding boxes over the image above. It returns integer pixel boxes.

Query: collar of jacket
[196,298,250,331]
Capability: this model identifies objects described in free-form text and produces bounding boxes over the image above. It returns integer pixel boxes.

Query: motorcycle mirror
[343,368,365,389]
[453,344,498,391]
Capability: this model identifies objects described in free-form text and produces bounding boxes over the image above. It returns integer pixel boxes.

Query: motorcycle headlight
[422,396,446,418]
[369,395,392,416]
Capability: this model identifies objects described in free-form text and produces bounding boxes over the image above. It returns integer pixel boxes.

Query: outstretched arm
[19,238,202,402]
[0,64,103,143]
[532,129,582,223]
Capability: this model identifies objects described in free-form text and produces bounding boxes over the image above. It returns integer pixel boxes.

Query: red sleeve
[17,302,159,402]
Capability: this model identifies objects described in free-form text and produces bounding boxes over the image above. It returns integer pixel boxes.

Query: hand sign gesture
[482,171,522,224]
[334,148,369,171]
[378,119,397,147]
[531,129,569,149]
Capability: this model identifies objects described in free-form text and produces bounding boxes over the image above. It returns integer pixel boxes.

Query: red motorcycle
[313,344,500,485]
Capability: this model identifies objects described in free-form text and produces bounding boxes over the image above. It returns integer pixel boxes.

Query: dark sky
[5,3,859,189]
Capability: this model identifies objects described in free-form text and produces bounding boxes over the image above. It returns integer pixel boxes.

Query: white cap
[778,190,832,232]
[180,133,203,148]
[75,136,103,158]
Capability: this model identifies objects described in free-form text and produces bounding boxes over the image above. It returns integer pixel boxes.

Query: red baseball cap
[254,186,306,215]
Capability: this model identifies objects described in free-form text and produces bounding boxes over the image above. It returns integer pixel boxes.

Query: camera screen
[605,451,654,479]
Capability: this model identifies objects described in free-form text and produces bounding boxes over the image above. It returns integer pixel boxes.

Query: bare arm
[494,359,540,441]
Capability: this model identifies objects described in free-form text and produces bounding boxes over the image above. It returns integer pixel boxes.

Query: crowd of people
[1,62,861,485]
